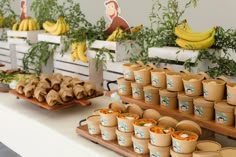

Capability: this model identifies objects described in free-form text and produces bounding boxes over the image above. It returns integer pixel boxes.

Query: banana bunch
[71,41,88,63]
[106,27,124,41]
[175,20,216,50]
[131,24,143,34]
[13,17,39,31]
[43,16,69,36]
[0,16,4,28]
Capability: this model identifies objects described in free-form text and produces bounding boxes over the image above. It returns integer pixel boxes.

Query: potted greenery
[128,0,236,78]
[0,0,17,41]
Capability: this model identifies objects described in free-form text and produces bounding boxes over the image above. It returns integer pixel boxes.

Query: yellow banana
[175,26,214,42]
[131,24,143,34]
[28,19,34,31]
[43,19,60,34]
[12,23,19,31]
[177,20,192,32]
[44,21,55,27]
[43,17,65,35]
[71,42,79,61]
[77,42,88,63]
[66,24,70,32]
[0,16,4,27]
[176,29,216,50]
[18,20,25,31]
[22,19,29,31]
[31,20,38,30]
[106,27,124,41]
[60,20,66,35]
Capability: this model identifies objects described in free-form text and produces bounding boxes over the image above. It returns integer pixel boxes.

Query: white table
[0,92,123,157]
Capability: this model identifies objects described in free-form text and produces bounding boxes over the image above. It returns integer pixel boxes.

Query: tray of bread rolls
[9,73,103,110]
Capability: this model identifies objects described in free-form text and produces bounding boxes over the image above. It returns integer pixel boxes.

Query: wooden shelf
[106,90,236,139]
[77,124,149,157]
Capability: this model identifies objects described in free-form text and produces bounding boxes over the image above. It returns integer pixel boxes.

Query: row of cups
[84,102,236,157]
[85,102,204,156]
[122,62,236,105]
[118,74,236,127]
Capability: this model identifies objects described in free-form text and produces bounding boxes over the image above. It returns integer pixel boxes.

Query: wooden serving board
[9,90,103,110]
[106,90,236,139]
[76,124,149,157]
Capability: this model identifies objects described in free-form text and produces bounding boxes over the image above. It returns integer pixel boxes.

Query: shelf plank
[105,90,236,138]
[76,124,149,157]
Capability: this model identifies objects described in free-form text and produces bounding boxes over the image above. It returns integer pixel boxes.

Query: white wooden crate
[87,40,139,62]
[15,44,53,73]
[7,30,44,44]
[0,28,9,40]
[0,41,15,69]
[102,61,126,91]
[148,47,221,73]
[38,33,65,45]
[53,51,103,90]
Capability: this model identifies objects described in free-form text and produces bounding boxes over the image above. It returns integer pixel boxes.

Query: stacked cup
[132,119,157,155]
[99,108,120,141]
[149,125,175,157]
[116,113,139,147]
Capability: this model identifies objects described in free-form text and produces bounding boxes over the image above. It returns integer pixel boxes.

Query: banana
[77,42,88,63]
[43,17,65,36]
[44,21,55,27]
[106,27,124,41]
[176,29,216,50]
[60,20,66,35]
[177,20,192,32]
[71,42,79,61]
[175,26,214,42]
[28,19,34,31]
[131,24,143,34]
[12,23,19,31]
[18,20,25,31]
[22,18,29,31]
[66,24,70,32]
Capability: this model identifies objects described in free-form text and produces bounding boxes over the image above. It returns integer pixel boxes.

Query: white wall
[11,0,236,30]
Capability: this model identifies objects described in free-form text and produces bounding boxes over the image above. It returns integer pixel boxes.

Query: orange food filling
[172,131,198,141]
[134,119,156,126]
[118,113,139,120]
[100,109,120,114]
[150,126,174,134]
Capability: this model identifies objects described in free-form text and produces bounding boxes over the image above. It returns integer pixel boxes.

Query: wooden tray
[9,90,103,110]
[106,90,236,139]
[0,83,10,92]
[76,124,149,157]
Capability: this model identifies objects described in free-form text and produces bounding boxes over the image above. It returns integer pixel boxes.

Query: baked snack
[46,89,63,106]
[73,85,87,99]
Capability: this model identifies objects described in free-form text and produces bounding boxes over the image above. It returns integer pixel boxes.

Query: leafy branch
[95,47,114,71]
[23,41,58,74]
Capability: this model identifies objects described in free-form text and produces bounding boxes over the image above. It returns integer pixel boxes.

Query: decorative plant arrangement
[23,0,91,74]
[127,0,236,78]
[0,0,17,40]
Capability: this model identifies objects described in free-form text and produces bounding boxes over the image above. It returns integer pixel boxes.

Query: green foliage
[31,0,61,28]
[130,0,236,77]
[129,0,198,63]
[23,42,58,74]
[0,0,17,40]
[95,47,114,71]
